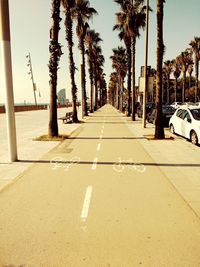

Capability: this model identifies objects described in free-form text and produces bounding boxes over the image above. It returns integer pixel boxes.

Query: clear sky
[0,0,200,104]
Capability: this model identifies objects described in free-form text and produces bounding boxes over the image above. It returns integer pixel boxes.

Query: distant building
[138,66,155,103]
[57,89,67,105]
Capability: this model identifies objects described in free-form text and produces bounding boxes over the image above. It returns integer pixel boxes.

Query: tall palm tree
[108,72,118,107]
[71,0,97,116]
[163,60,173,104]
[93,45,104,110]
[176,50,190,103]
[172,58,181,102]
[61,0,78,122]
[114,0,146,121]
[110,46,127,112]
[187,60,194,89]
[113,11,132,116]
[189,37,200,102]
[155,0,165,139]
[95,54,105,107]
[48,0,62,137]
[85,29,102,112]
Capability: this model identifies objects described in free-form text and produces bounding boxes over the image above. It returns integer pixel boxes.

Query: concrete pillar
[0,0,17,162]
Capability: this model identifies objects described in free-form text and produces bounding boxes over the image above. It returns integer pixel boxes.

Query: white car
[169,106,200,145]
[170,102,182,109]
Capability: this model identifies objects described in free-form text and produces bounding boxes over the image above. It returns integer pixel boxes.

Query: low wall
[0,103,75,114]
[0,104,69,114]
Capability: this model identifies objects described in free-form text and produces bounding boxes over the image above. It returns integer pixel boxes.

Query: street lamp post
[0,0,17,162]
[26,52,37,105]
[142,0,149,128]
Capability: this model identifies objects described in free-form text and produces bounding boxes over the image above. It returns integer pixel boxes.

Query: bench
[59,112,73,124]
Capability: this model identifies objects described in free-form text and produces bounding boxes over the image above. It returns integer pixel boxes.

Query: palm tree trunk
[48,0,62,137]
[195,57,199,102]
[127,45,132,116]
[167,77,170,104]
[80,40,88,116]
[174,78,177,102]
[94,64,98,111]
[131,36,136,121]
[65,10,78,123]
[155,0,165,139]
[182,71,186,102]
[89,59,94,113]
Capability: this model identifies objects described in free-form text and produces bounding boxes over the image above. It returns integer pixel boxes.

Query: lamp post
[142,0,149,128]
[0,0,17,162]
[26,52,37,105]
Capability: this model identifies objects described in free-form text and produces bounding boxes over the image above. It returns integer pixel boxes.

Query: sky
[0,0,200,104]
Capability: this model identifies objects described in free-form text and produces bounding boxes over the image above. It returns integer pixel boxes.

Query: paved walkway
[0,107,82,189]
[0,104,200,266]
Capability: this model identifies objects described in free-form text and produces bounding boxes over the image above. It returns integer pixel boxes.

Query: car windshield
[162,106,175,113]
[190,109,200,120]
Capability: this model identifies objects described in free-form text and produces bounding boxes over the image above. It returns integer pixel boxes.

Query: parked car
[170,102,182,109]
[137,102,155,118]
[169,106,200,145]
[181,102,196,107]
[147,105,175,126]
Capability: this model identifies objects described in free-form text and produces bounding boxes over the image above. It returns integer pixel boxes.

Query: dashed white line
[91,157,98,170]
[99,135,103,139]
[97,143,101,151]
[80,186,93,222]
[101,128,104,134]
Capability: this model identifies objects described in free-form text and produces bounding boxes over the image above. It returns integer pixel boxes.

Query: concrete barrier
[0,104,70,114]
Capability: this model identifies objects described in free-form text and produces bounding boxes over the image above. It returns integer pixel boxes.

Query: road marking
[102,125,105,129]
[80,186,93,222]
[91,157,98,170]
[97,143,101,151]
[99,135,103,139]
[101,128,104,134]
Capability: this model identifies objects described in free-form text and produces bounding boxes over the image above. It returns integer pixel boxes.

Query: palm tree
[114,0,146,121]
[71,0,97,116]
[95,54,105,107]
[61,0,78,122]
[108,72,118,107]
[172,59,181,102]
[110,46,127,112]
[113,11,132,116]
[187,59,194,89]
[155,0,165,139]
[176,50,190,103]
[93,45,104,110]
[163,60,173,104]
[48,0,63,137]
[189,37,200,102]
[85,29,102,112]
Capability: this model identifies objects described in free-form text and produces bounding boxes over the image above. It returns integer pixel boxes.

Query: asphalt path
[0,104,200,266]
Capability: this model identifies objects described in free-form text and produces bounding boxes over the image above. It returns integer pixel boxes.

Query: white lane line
[101,128,104,134]
[91,157,98,170]
[99,135,103,139]
[80,186,93,222]
[97,143,101,151]
[102,125,105,129]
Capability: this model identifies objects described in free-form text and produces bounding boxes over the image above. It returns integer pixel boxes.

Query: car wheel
[170,124,175,134]
[190,131,198,145]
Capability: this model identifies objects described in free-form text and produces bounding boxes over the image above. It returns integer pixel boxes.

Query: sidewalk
[0,107,84,190]
[120,111,200,218]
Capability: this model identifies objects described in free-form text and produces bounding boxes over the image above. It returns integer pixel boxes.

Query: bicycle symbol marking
[50,156,81,171]
[112,157,146,173]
